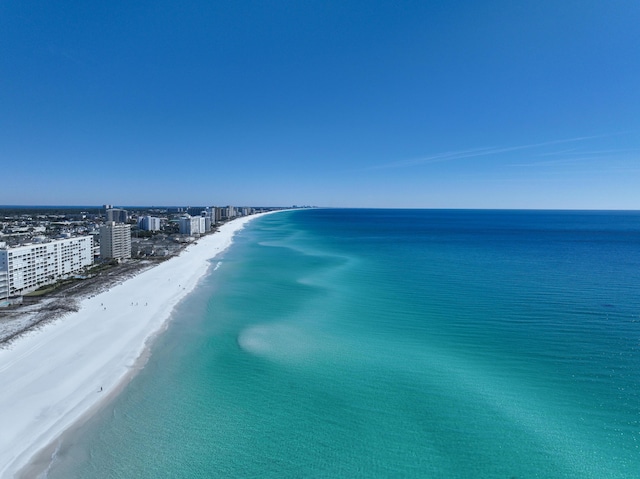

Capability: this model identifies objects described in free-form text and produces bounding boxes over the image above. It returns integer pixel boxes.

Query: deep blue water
[47,209,640,478]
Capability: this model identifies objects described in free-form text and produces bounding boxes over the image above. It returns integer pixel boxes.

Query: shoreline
[0,212,275,479]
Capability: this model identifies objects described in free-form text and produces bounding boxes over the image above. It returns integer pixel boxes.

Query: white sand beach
[0,213,269,478]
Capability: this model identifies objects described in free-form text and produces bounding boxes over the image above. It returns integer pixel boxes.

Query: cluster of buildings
[1,204,267,303]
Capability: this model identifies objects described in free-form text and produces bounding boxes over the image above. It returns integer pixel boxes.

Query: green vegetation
[132,229,163,238]
[24,285,57,297]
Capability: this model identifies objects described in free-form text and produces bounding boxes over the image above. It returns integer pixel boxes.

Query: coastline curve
[0,212,278,479]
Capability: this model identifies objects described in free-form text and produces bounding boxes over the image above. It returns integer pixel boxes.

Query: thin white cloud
[369,146,498,170]
[534,148,581,157]
[536,148,634,157]
[369,134,618,171]
[514,149,639,168]
[510,156,617,167]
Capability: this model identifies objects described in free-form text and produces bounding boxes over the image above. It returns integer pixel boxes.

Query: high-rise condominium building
[0,236,93,298]
[106,208,128,223]
[138,216,161,231]
[221,206,236,220]
[99,222,132,260]
[178,215,207,236]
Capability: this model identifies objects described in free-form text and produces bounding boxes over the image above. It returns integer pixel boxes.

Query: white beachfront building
[138,216,161,231]
[0,236,93,298]
[178,215,207,236]
[221,206,236,220]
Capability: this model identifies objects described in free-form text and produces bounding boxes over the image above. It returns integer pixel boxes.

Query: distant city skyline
[1,1,639,209]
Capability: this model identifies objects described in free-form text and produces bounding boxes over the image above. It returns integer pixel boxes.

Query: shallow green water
[47,209,640,478]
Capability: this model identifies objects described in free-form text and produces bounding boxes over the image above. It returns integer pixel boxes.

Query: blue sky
[1,1,639,208]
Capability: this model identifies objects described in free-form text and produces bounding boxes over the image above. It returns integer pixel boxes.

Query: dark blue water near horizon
[48,209,640,478]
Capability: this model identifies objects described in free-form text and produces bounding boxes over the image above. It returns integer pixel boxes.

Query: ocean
[47,209,640,478]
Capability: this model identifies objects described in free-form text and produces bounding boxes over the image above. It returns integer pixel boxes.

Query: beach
[0,214,267,479]
[3,209,639,478]
[32,208,640,479]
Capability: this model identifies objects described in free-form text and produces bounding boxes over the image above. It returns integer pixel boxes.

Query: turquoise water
[48,209,640,478]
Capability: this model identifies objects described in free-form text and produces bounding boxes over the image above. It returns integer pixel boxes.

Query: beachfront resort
[0,205,276,306]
